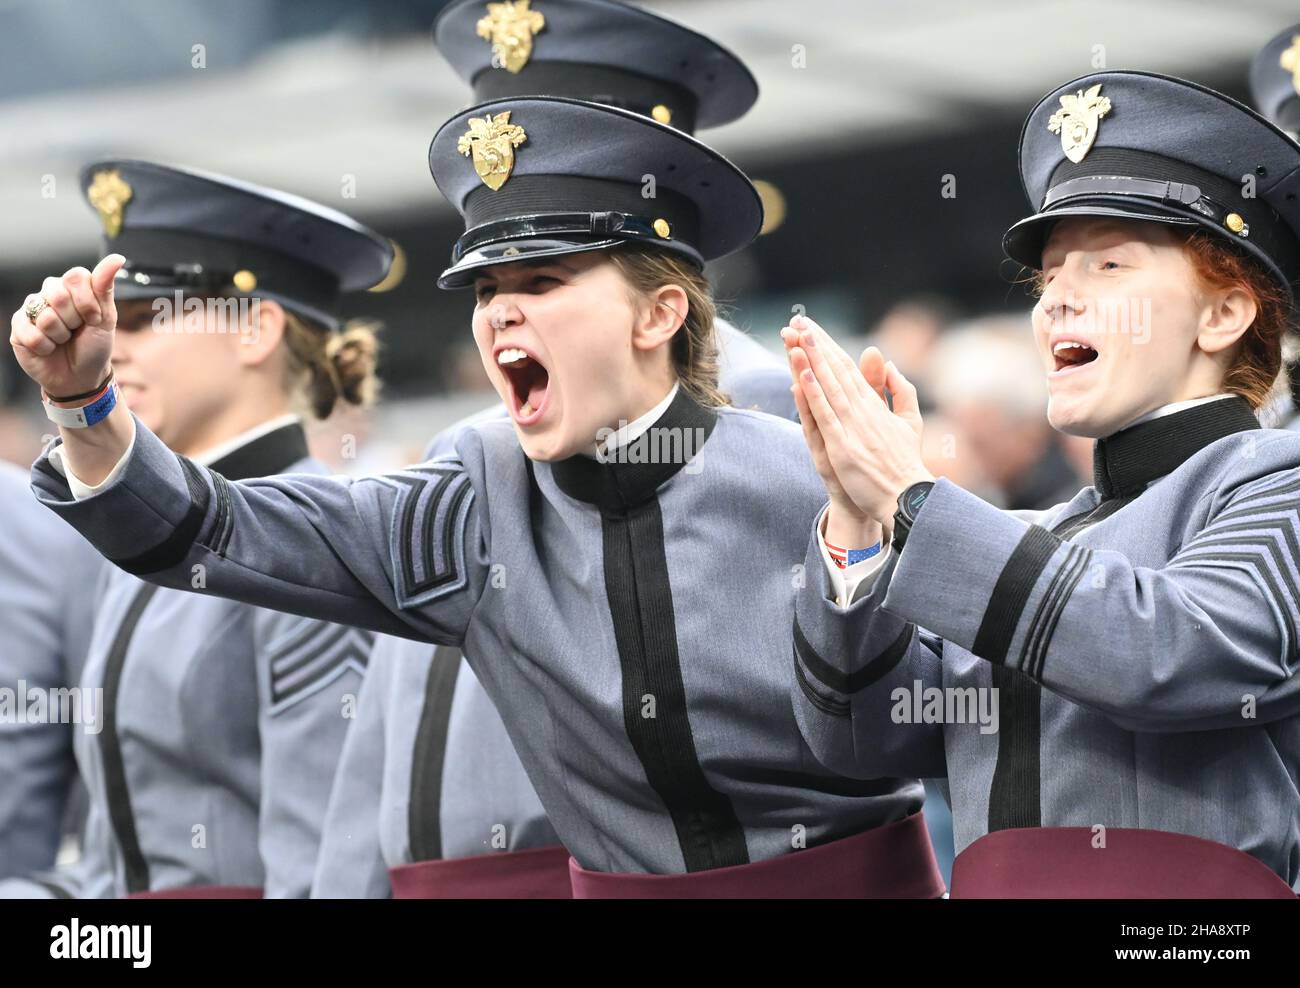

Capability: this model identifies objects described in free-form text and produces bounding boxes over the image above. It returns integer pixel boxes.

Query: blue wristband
[82,382,118,427]
[845,541,883,566]
[43,381,118,430]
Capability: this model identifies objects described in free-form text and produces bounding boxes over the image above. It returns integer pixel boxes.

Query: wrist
[824,503,882,553]
[45,370,114,406]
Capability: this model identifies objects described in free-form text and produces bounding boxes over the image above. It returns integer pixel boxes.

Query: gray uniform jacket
[311,640,560,896]
[792,396,1300,887]
[33,391,921,874]
[0,461,100,881]
[31,423,370,897]
[314,321,796,893]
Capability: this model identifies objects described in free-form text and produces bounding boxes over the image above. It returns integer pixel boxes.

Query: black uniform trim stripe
[971,525,1062,665]
[602,499,749,871]
[1021,544,1092,682]
[793,648,849,718]
[111,457,211,576]
[986,665,1041,832]
[794,618,915,694]
[1017,543,1081,678]
[1030,546,1092,681]
[99,582,163,894]
[211,471,234,557]
[201,421,311,557]
[408,646,463,862]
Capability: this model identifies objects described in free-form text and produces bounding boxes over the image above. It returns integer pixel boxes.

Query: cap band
[453,210,697,263]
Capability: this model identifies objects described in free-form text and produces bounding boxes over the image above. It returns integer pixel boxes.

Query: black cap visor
[437,232,703,289]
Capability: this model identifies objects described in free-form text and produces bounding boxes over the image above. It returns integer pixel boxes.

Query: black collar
[1092,395,1259,499]
[549,387,718,514]
[209,421,310,481]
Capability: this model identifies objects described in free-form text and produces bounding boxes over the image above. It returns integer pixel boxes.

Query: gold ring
[24,295,49,322]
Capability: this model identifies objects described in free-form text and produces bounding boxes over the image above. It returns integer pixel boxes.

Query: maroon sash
[952,827,1297,898]
[569,810,945,899]
[126,886,263,899]
[388,845,573,899]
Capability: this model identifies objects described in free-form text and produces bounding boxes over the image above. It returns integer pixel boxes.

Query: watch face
[904,484,932,515]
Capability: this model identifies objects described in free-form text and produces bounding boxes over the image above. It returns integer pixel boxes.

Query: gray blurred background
[0,0,1296,477]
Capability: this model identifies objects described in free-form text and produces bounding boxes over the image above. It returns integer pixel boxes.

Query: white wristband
[43,382,118,429]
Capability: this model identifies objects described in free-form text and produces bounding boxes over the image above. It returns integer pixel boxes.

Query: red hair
[1179,229,1292,410]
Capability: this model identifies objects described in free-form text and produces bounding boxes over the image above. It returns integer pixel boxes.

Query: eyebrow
[482,260,576,281]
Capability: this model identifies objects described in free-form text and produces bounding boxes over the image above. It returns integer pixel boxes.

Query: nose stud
[488,304,509,330]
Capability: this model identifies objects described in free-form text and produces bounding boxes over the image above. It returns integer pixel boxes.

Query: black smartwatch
[891,481,935,553]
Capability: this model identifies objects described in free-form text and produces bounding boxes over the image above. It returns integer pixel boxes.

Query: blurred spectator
[928,315,1086,510]
[866,294,962,414]
[444,340,496,394]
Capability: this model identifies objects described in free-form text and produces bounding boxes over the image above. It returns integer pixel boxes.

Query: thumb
[90,254,126,300]
[885,360,924,434]
[858,346,888,401]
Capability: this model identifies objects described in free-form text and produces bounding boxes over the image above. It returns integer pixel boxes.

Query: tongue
[1061,347,1097,366]
[527,374,548,407]
[512,361,548,412]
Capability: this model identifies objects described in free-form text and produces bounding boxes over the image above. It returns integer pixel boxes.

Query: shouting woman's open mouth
[1051,337,1100,377]
[495,344,552,426]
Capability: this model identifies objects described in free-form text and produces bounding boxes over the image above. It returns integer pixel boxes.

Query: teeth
[520,400,533,417]
[497,347,529,366]
[1053,340,1094,354]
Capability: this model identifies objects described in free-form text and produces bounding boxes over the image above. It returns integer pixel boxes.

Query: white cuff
[47,436,136,501]
[816,505,892,608]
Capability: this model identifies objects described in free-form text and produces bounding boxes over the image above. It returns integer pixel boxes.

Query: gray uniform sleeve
[30,414,490,646]
[254,610,373,898]
[882,474,1300,732]
[311,640,392,899]
[791,518,948,780]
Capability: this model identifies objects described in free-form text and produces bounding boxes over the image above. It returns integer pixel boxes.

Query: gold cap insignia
[653,218,671,238]
[1047,84,1113,164]
[477,0,546,74]
[367,241,407,293]
[457,111,528,191]
[87,169,133,238]
[1281,35,1300,96]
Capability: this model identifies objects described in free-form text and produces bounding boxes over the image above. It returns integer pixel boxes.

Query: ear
[233,298,287,368]
[630,283,688,353]
[1197,285,1257,356]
